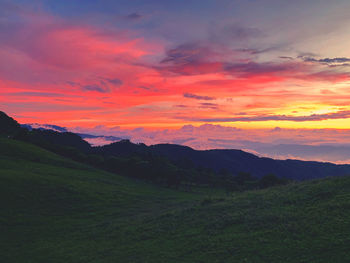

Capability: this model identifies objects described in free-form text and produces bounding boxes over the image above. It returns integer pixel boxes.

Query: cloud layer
[71,123,350,163]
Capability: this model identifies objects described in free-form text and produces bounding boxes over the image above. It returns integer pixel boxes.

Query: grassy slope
[1,138,350,262]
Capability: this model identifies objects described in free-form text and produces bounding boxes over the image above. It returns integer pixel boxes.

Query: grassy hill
[1,137,350,262]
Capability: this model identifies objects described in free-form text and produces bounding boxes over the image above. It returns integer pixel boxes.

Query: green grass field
[1,138,350,262]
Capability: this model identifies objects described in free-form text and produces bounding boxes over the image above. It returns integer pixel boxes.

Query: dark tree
[259,174,282,188]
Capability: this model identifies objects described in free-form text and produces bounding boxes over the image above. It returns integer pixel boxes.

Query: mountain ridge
[96,140,350,180]
[2,110,350,181]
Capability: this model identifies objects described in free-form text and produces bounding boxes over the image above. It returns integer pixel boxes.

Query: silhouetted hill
[24,129,92,153]
[94,139,148,156]
[97,141,350,180]
[0,111,91,153]
[0,111,21,136]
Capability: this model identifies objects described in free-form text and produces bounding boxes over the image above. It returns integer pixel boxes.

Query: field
[1,138,350,262]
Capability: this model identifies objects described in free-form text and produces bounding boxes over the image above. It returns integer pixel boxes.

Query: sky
[1,0,350,162]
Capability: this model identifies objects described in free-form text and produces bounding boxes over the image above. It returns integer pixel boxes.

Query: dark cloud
[158,42,301,77]
[183,92,215,101]
[105,78,123,86]
[174,104,188,108]
[158,43,348,81]
[199,102,219,109]
[82,84,110,93]
[159,25,271,75]
[125,13,143,20]
[223,61,297,76]
[137,86,151,90]
[161,43,213,65]
[180,110,350,122]
[158,35,349,79]
[158,43,223,75]
[66,81,79,86]
[279,56,294,60]
[135,85,161,92]
[237,47,278,55]
[5,92,72,97]
[301,56,350,67]
[81,78,122,94]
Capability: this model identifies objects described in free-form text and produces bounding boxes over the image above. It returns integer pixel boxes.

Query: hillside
[0,111,21,135]
[1,137,350,262]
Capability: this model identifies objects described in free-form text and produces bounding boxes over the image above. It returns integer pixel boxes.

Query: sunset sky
[2,0,350,161]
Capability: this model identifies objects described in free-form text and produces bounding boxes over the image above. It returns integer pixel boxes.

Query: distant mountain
[95,140,350,180]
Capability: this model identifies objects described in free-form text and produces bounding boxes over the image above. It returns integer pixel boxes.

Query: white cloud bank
[71,124,350,164]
